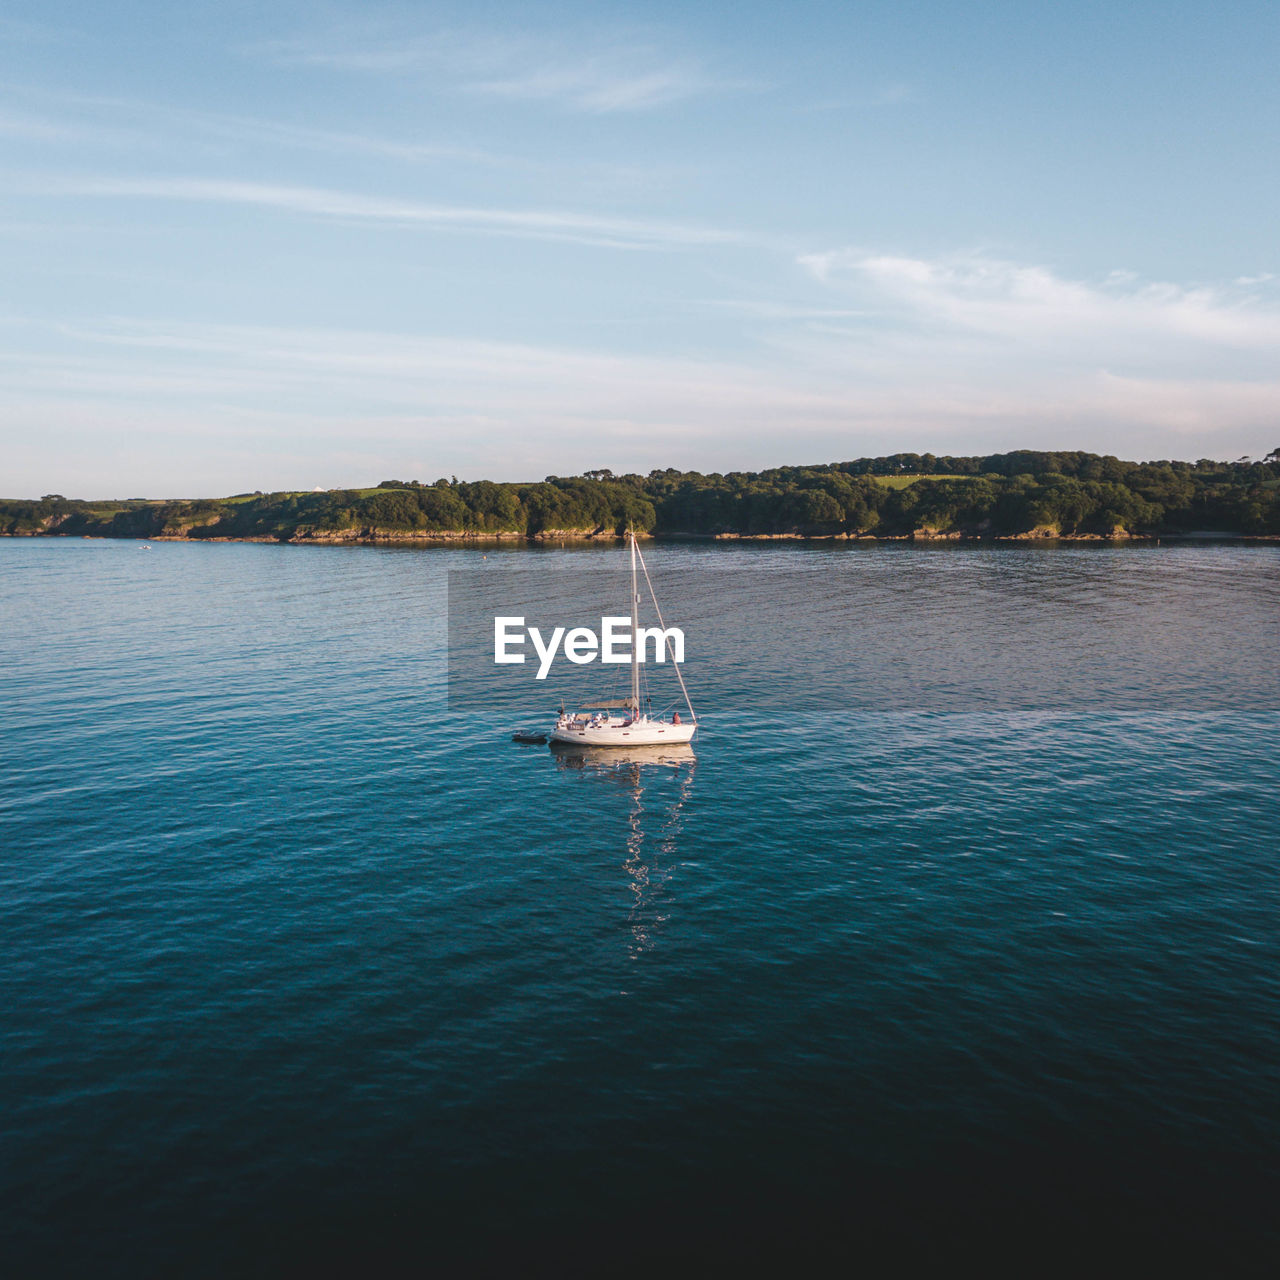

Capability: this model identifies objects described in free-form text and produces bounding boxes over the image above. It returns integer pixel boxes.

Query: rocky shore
[11,525,1271,545]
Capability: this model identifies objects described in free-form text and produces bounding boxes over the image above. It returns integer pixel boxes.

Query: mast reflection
[550,742,696,955]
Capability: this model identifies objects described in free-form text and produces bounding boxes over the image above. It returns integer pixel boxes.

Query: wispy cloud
[798,250,1280,352]
[7,256,1280,495]
[0,86,701,201]
[872,82,917,106]
[798,82,920,113]
[20,173,750,251]
[252,24,757,113]
[696,299,871,321]
[1,317,857,491]
[0,84,505,166]
[464,57,729,113]
[691,251,1280,449]
[7,296,1280,498]
[0,108,76,141]
[150,105,496,166]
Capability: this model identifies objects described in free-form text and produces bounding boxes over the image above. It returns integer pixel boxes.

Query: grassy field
[871,474,968,489]
[221,491,317,504]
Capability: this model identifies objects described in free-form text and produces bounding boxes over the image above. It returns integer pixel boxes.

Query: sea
[2,537,1278,1275]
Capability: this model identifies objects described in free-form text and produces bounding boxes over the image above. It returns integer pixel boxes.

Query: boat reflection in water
[550,742,696,956]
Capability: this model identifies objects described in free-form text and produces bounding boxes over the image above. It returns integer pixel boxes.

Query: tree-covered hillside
[4,450,1279,540]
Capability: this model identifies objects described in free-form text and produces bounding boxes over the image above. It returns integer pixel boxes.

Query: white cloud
[148,108,496,167]
[0,109,76,141]
[0,84,584,176]
[707,250,1280,454]
[464,57,724,113]
[797,249,1280,352]
[6,249,1280,494]
[796,83,919,113]
[697,299,871,320]
[21,173,749,251]
[30,319,832,415]
[251,24,754,113]
[5,309,1278,495]
[872,82,916,106]
[0,318,852,491]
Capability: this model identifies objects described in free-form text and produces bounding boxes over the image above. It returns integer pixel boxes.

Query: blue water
[2,539,1278,1275]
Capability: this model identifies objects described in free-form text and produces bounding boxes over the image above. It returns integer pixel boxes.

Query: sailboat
[549,532,698,747]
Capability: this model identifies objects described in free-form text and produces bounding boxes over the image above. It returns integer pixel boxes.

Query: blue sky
[2,0,1278,495]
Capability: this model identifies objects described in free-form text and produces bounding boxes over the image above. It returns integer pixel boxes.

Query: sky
[2,0,1278,496]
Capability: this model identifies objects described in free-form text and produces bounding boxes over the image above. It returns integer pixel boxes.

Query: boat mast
[633,536,697,725]
[629,530,640,714]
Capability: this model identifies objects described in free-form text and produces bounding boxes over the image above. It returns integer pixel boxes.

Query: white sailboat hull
[550,719,696,747]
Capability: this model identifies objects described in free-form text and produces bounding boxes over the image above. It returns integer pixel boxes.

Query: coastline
[7,453,1279,544]
[4,528,1275,546]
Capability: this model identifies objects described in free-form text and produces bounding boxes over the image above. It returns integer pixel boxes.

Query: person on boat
[672,711,681,725]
